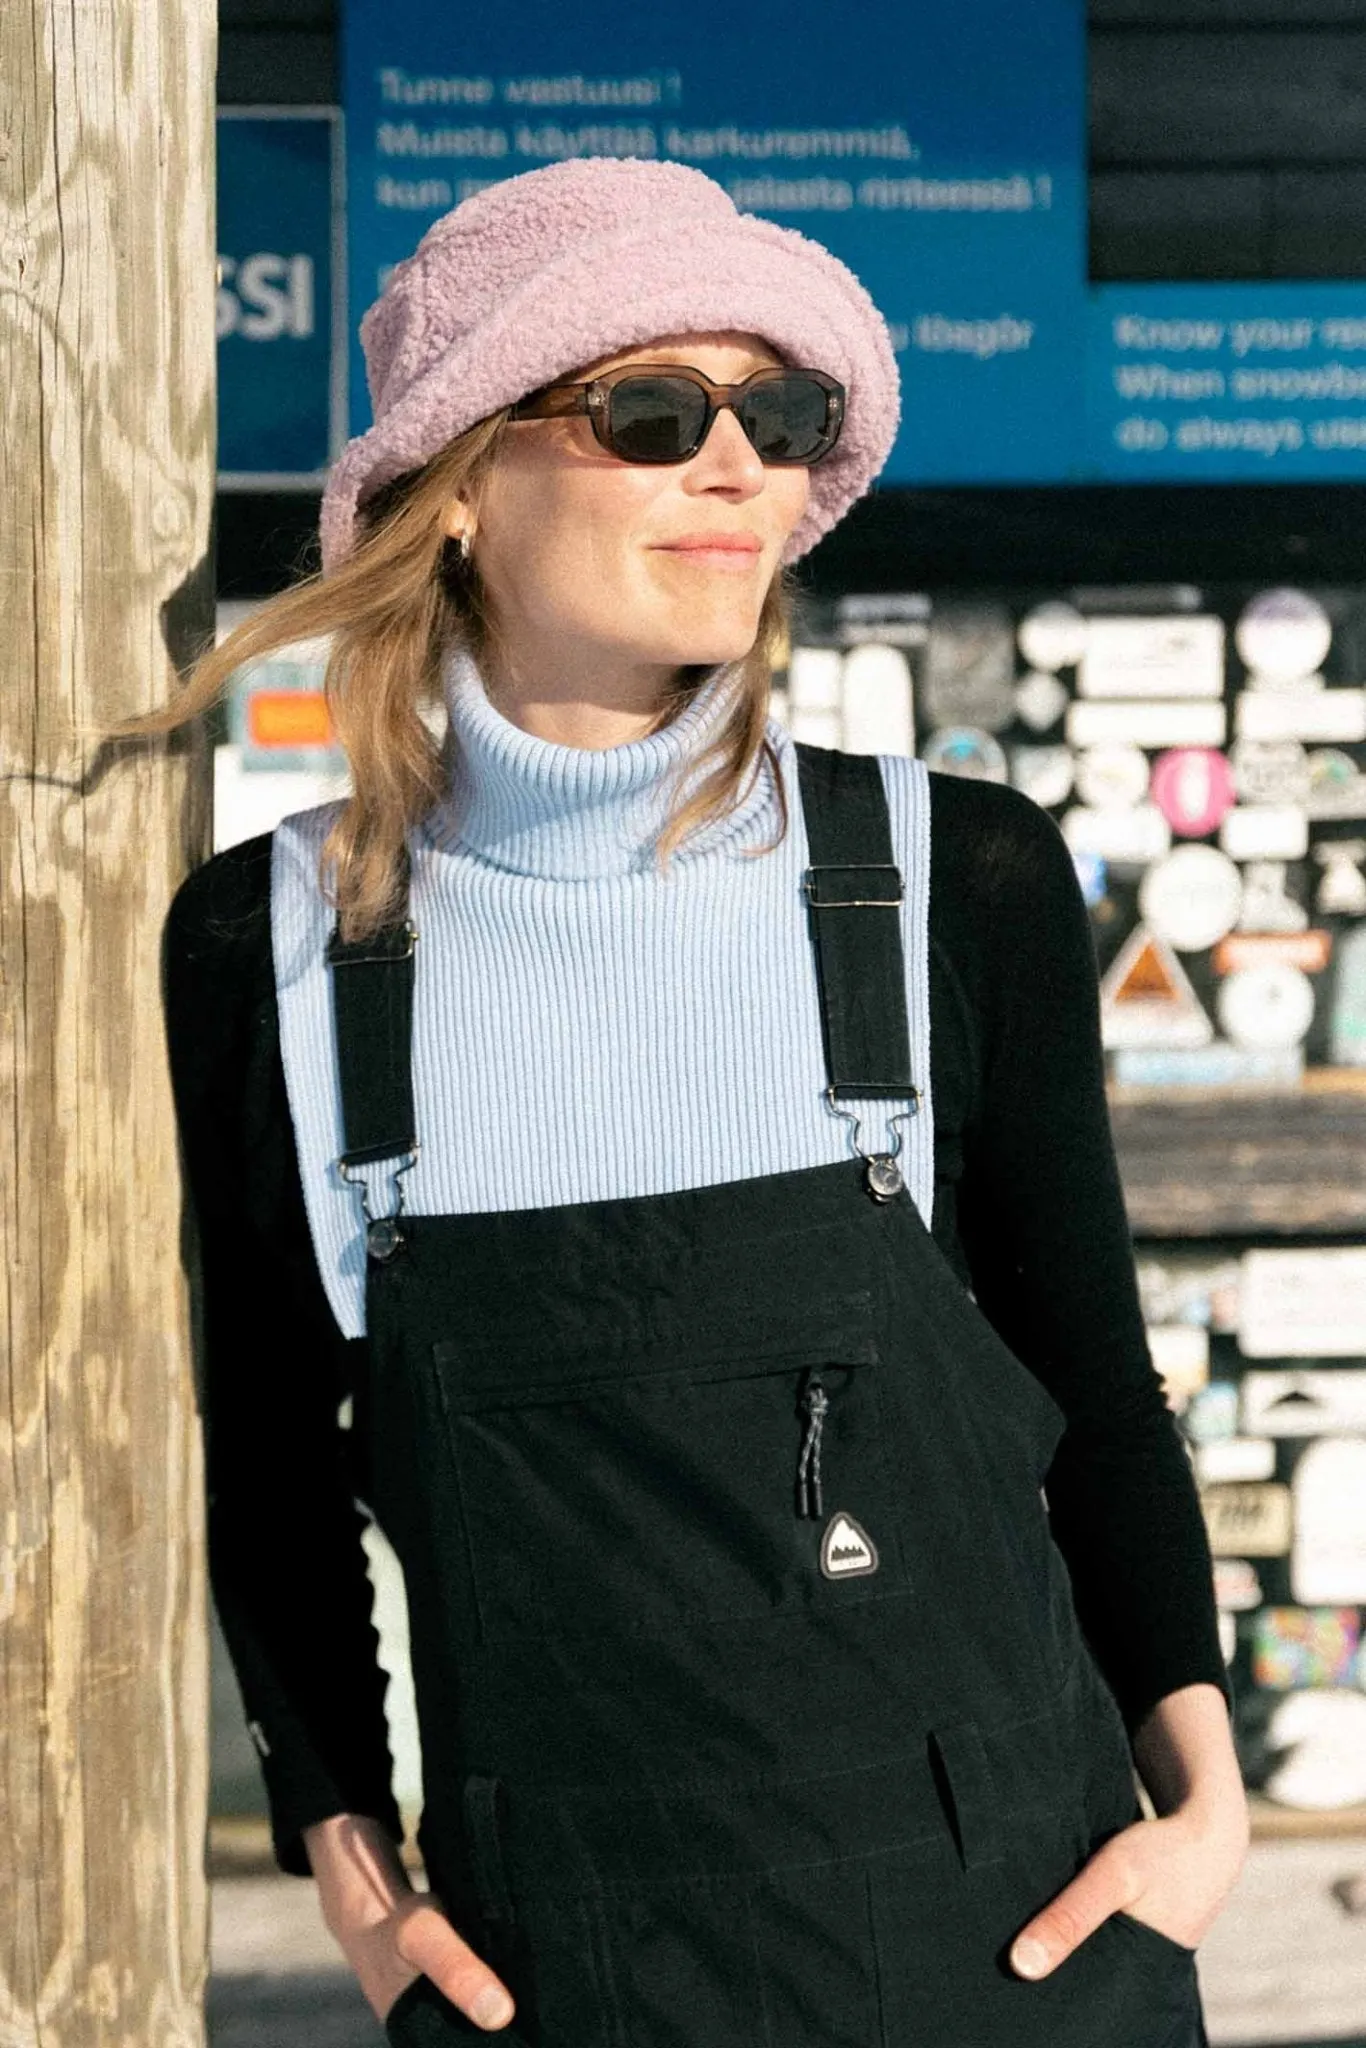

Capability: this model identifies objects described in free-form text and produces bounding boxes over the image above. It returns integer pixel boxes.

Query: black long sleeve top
[163,768,1232,1877]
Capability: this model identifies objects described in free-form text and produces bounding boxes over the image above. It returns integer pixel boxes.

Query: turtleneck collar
[421,644,784,879]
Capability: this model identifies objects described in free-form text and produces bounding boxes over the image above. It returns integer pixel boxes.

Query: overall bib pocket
[426,1290,910,1644]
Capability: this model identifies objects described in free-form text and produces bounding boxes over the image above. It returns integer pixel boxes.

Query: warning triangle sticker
[820,1511,879,1580]
[1100,923,1214,1051]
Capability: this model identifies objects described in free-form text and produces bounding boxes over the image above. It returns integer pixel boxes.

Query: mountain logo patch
[820,1511,879,1579]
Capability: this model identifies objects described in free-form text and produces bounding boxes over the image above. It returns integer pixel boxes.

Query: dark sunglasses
[509,364,846,466]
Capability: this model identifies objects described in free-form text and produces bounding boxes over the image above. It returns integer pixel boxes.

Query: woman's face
[447,331,811,678]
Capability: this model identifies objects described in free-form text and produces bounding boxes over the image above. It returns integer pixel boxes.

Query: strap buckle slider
[802,863,903,910]
[325,920,418,968]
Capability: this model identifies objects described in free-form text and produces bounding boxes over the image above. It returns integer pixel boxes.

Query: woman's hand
[1009,1680,1249,1979]
[303,1812,517,2030]
[1008,1800,1247,1977]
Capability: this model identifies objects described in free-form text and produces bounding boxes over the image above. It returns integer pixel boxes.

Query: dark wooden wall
[215,1,1366,594]
[1092,0,1366,280]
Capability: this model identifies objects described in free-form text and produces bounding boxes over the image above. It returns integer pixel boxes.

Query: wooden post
[1,1,216,2040]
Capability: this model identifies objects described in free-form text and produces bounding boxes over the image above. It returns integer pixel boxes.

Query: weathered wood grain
[1,2,216,2041]
[1111,1074,1366,1237]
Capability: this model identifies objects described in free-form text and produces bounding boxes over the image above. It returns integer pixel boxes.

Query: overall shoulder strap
[323,848,419,1172]
[793,742,918,1104]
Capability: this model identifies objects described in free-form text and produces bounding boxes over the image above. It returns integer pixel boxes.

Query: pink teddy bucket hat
[319,156,901,575]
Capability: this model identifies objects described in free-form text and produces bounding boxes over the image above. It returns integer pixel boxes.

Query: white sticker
[1138,845,1243,951]
[1234,588,1333,682]
[1291,1438,1366,1604]
[1017,601,1087,673]
[1078,616,1225,700]
[788,707,842,749]
[1315,840,1366,915]
[841,643,914,757]
[1218,805,1310,862]
[1074,743,1151,811]
[1099,925,1213,1050]
[1213,1557,1264,1611]
[1009,745,1074,810]
[1062,804,1172,866]
[1236,860,1309,933]
[1014,670,1071,733]
[1147,1323,1210,1404]
[1263,1690,1366,1810]
[1185,1381,1241,1445]
[1066,699,1227,750]
[1239,1248,1366,1357]
[788,648,844,711]
[1235,689,1366,744]
[1305,748,1366,820]
[1216,962,1315,1051]
[1197,1438,1276,1485]
[1243,670,1326,695]
[1230,738,1312,806]
[1243,1370,1366,1436]
[1137,1253,1242,1333]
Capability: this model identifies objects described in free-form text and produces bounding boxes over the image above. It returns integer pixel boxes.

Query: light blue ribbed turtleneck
[271,644,934,1340]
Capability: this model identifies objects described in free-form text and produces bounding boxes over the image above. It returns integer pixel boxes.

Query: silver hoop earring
[457,528,473,562]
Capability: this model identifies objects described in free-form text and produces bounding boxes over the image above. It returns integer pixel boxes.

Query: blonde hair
[109,407,798,942]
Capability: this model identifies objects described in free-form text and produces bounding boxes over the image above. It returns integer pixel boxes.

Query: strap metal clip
[335,1143,421,1260]
[824,1086,921,1204]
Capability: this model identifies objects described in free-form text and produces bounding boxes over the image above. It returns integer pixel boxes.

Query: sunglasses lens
[607,376,710,460]
[740,376,835,462]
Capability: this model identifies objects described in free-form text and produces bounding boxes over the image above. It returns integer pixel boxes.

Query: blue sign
[217,111,343,485]
[340,0,1086,485]
[1087,283,1366,482]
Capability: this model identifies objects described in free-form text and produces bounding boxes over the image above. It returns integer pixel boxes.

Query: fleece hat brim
[319,157,900,575]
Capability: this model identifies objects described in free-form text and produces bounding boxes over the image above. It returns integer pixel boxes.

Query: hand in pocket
[1004,1808,1245,1979]
[369,1890,517,2032]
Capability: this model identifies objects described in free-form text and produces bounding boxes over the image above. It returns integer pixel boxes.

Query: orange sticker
[1213,930,1332,976]
[247,690,334,749]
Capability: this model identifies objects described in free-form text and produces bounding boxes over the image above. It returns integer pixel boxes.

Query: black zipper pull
[796,1373,829,1519]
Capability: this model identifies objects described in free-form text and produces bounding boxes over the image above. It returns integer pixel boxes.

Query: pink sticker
[1151,747,1237,837]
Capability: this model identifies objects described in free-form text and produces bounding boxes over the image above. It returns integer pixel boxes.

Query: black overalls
[323,745,1209,2048]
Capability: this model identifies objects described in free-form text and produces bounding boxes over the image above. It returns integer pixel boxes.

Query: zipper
[795,1370,830,1518]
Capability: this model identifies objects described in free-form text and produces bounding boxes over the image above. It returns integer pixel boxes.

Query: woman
[140,157,1248,2044]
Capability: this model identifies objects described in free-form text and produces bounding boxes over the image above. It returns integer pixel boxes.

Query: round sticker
[1234,588,1332,682]
[1230,737,1311,806]
[921,727,1008,783]
[1182,1380,1240,1446]
[1010,745,1074,809]
[1017,602,1087,673]
[1138,845,1244,951]
[1013,671,1070,734]
[1074,743,1150,812]
[1216,962,1315,1051]
[1306,747,1364,812]
[1150,748,1237,837]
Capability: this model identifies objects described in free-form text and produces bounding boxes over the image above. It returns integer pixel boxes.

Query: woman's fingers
[1008,1839,1130,1979]
[392,1892,517,2030]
